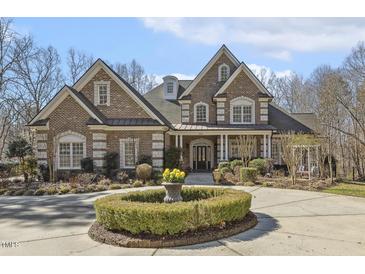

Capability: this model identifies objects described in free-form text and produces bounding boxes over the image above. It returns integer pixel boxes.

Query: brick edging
[88,211,258,248]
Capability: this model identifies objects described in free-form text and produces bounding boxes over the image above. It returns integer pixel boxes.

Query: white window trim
[194,102,209,123]
[230,96,255,124]
[120,138,139,169]
[57,131,86,170]
[218,63,230,82]
[94,81,110,106]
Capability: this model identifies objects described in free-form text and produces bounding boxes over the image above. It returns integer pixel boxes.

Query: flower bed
[93,187,252,236]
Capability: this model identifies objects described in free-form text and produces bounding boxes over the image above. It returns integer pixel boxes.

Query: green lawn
[323,183,365,198]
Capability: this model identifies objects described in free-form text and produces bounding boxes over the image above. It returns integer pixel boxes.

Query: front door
[193,145,211,170]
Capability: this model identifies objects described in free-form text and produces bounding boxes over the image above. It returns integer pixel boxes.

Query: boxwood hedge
[94,187,252,236]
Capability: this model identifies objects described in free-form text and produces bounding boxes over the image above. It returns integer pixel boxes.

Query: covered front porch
[168,129,274,171]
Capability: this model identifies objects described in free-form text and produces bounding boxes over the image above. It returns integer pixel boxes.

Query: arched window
[194,102,209,123]
[56,131,86,169]
[218,64,230,82]
[230,97,255,124]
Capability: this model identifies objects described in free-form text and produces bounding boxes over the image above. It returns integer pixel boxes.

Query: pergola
[292,144,320,180]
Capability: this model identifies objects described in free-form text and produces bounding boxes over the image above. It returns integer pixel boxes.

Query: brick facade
[187,53,237,124]
[80,68,150,119]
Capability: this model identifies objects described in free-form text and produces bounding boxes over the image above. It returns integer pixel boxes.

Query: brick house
[28,45,315,176]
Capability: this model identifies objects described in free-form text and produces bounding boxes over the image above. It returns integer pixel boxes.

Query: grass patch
[323,183,365,198]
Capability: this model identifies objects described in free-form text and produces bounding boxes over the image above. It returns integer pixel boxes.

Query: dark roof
[30,118,49,126]
[66,85,107,123]
[291,113,318,132]
[173,123,276,131]
[87,117,160,126]
[268,104,313,133]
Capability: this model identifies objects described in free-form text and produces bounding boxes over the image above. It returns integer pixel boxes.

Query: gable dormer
[163,75,178,100]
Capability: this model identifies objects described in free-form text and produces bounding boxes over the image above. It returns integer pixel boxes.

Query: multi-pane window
[121,138,139,168]
[230,98,254,124]
[59,142,84,169]
[196,104,207,122]
[59,143,71,168]
[98,84,108,105]
[124,141,136,167]
[220,66,229,81]
[167,82,174,93]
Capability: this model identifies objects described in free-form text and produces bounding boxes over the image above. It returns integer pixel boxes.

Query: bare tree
[236,135,255,167]
[14,44,63,124]
[112,59,157,94]
[0,18,32,159]
[67,47,94,84]
[279,132,301,184]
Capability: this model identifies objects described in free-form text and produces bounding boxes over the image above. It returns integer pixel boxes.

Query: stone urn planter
[162,182,184,203]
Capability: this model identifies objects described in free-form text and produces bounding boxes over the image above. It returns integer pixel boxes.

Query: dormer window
[163,75,178,99]
[94,81,110,106]
[230,96,255,124]
[167,82,174,93]
[218,63,230,82]
[194,102,209,123]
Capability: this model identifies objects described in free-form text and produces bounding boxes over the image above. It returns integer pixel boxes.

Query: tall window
[98,84,108,105]
[94,81,110,106]
[57,132,86,170]
[120,138,139,168]
[218,64,230,81]
[194,102,208,123]
[230,97,255,124]
[167,82,174,93]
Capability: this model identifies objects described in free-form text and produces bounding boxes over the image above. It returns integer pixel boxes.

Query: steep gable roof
[178,45,240,99]
[214,63,273,97]
[73,58,171,126]
[28,85,105,126]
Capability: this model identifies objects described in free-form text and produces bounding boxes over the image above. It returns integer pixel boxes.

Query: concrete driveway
[0,186,364,255]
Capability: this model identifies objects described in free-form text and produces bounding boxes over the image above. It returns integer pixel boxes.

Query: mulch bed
[88,211,258,248]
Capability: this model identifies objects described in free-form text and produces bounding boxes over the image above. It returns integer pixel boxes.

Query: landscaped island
[88,187,257,248]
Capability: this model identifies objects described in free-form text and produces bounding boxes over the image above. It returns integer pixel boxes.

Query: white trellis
[292,144,320,180]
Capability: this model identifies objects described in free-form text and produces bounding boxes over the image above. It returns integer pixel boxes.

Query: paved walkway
[0,186,365,255]
[185,172,214,185]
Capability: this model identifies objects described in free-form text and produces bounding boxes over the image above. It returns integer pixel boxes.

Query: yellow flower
[181,171,185,178]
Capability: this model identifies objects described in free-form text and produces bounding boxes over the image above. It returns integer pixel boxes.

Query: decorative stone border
[88,211,257,248]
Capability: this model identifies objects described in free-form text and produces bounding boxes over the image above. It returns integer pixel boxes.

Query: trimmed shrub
[132,180,143,188]
[81,157,94,173]
[218,162,230,169]
[96,185,107,192]
[59,185,71,194]
[230,159,243,170]
[98,178,112,186]
[137,155,152,165]
[220,167,231,175]
[23,189,35,196]
[103,152,119,177]
[164,147,181,169]
[38,163,50,182]
[240,167,258,183]
[94,188,252,236]
[136,163,152,182]
[14,189,25,196]
[45,186,58,195]
[249,158,268,176]
[109,184,122,190]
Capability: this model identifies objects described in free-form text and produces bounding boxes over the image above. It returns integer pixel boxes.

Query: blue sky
[13,18,365,80]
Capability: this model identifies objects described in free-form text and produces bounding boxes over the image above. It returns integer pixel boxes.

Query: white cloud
[142,18,365,60]
[248,63,292,80]
[155,73,196,84]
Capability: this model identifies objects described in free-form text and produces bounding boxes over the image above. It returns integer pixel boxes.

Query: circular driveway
[0,186,364,255]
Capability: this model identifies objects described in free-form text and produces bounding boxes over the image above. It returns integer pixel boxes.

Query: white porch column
[225,134,228,160]
[220,134,224,161]
[263,134,267,158]
[308,147,311,180]
[175,134,179,147]
[268,135,272,158]
[179,135,183,161]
